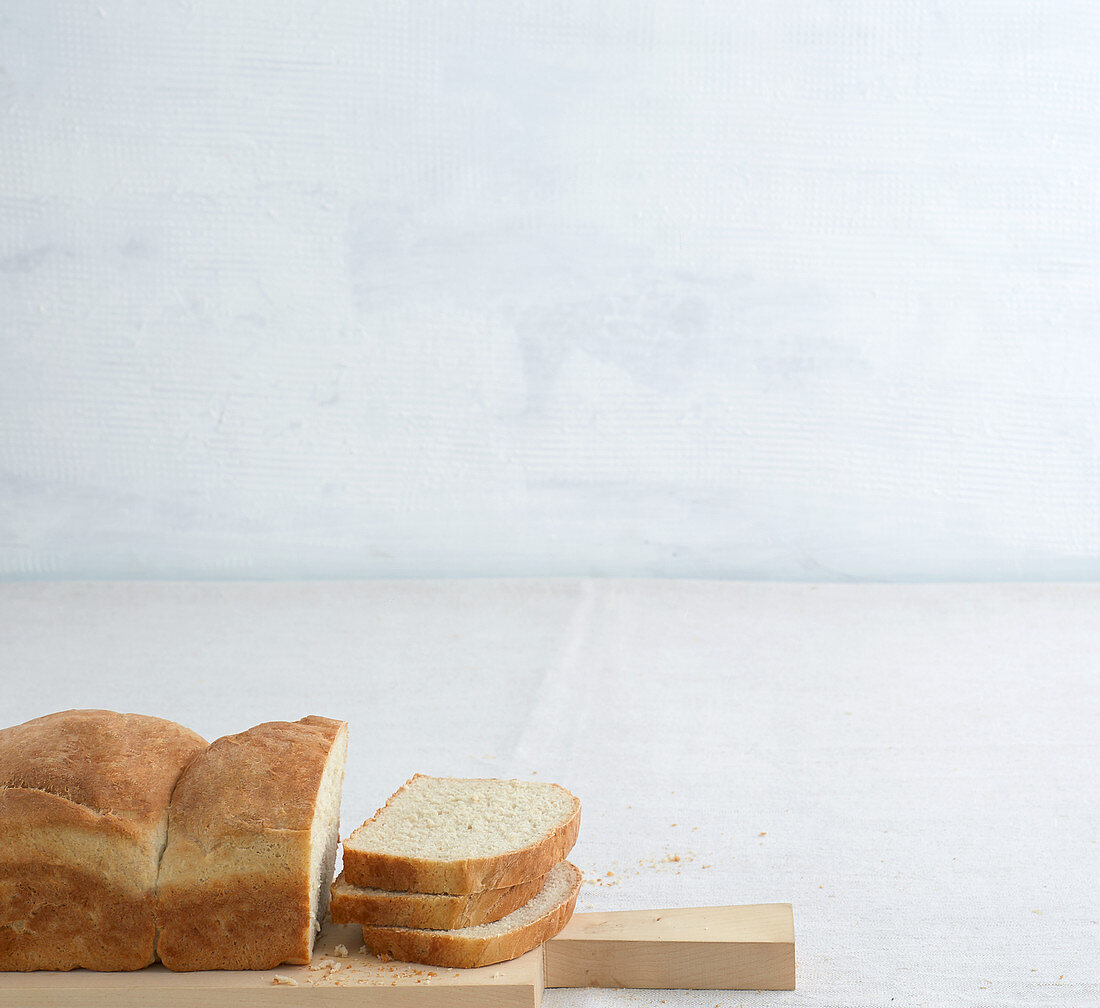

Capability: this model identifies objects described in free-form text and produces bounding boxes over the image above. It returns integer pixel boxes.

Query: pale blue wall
[2,2,1098,579]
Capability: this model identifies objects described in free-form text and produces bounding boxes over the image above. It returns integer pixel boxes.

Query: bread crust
[0,859,154,971]
[358,862,582,968]
[0,709,207,827]
[0,710,207,972]
[155,715,347,972]
[342,776,582,894]
[154,884,315,971]
[330,871,546,930]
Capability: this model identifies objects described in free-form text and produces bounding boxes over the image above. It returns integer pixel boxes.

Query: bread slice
[155,715,347,971]
[0,709,207,971]
[360,861,582,967]
[343,775,581,894]
[330,871,545,930]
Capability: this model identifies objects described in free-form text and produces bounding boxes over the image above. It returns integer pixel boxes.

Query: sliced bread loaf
[330,871,545,930]
[155,715,347,971]
[0,709,207,971]
[343,775,581,894]
[359,861,582,967]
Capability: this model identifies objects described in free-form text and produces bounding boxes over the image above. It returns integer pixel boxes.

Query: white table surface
[1,580,1097,1006]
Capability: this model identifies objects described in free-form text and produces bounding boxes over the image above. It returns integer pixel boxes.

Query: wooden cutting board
[0,903,794,1006]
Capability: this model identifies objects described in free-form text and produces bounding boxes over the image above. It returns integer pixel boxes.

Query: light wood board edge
[0,904,795,1003]
[544,903,795,990]
[0,923,544,1008]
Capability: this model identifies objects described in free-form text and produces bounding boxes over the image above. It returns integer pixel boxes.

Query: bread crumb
[377,951,393,963]
[333,943,349,957]
[359,945,367,954]
[272,974,298,986]
[492,971,505,979]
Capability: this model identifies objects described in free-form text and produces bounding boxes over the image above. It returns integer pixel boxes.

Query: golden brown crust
[0,709,206,828]
[155,716,347,972]
[0,786,136,841]
[358,863,582,968]
[330,872,546,930]
[0,710,207,972]
[0,863,155,971]
[164,715,344,838]
[154,883,313,971]
[342,777,581,894]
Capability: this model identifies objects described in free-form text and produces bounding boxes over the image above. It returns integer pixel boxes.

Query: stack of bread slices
[331,775,582,967]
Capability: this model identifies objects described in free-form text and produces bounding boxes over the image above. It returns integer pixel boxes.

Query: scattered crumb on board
[334,944,348,957]
[272,974,298,986]
[307,952,441,987]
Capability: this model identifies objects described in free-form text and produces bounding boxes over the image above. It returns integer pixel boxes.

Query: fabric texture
[0,580,1096,1004]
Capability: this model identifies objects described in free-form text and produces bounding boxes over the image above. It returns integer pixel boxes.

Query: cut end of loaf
[308,722,348,945]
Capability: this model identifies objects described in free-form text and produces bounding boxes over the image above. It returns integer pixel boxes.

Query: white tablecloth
[2,580,1097,1006]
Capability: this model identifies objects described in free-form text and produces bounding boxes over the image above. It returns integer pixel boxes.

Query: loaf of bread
[359,861,582,968]
[0,710,207,971]
[342,775,581,894]
[155,715,348,971]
